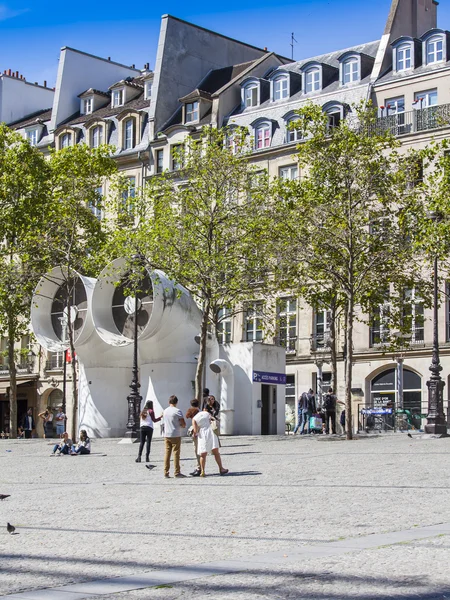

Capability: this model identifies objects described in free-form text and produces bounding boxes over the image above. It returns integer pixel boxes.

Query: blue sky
[1,0,450,87]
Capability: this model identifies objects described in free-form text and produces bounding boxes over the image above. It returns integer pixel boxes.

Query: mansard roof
[8,108,52,129]
[64,91,149,126]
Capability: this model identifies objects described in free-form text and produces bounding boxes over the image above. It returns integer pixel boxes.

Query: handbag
[187,425,194,437]
[211,419,218,432]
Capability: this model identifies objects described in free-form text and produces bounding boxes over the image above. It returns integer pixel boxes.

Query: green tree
[106,127,272,400]
[275,103,425,439]
[43,143,117,439]
[0,124,52,437]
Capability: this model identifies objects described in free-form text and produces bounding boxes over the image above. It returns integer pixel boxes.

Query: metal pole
[316,360,323,408]
[396,357,404,410]
[125,255,144,439]
[62,350,67,416]
[425,255,447,435]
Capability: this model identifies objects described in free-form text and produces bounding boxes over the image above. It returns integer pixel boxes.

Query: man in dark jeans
[323,388,339,434]
[21,408,35,439]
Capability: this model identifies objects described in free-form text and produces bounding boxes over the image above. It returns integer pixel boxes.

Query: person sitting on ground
[192,406,228,477]
[52,432,72,455]
[185,399,201,477]
[71,430,91,455]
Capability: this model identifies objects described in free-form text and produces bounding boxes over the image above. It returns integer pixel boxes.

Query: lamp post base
[424,422,448,435]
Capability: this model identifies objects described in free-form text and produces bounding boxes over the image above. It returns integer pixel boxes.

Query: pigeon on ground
[407,433,413,439]
[7,523,15,534]
[0,494,10,501]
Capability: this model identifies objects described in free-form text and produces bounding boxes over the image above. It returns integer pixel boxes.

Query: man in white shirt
[163,395,186,478]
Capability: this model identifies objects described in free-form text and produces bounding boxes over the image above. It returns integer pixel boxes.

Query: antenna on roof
[290,32,297,60]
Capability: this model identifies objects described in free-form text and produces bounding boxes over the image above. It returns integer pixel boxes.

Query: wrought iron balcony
[374,104,450,136]
[310,332,331,352]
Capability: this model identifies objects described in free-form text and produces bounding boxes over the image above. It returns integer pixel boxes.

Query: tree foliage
[0,124,53,436]
[274,103,427,438]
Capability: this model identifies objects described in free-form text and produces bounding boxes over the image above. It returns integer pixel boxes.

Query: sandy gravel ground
[1,433,450,598]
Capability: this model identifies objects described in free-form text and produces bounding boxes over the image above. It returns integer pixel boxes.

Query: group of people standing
[18,406,66,439]
[135,389,228,478]
[293,388,345,435]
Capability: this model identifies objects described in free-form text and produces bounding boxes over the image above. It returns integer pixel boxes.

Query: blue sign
[253,371,286,385]
[361,408,393,415]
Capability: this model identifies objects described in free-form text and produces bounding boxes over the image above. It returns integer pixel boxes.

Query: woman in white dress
[192,409,228,477]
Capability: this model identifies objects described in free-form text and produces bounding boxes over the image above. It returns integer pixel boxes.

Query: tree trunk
[7,328,17,439]
[344,294,354,440]
[195,301,210,401]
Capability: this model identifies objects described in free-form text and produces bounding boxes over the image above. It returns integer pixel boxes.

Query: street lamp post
[124,254,144,439]
[425,253,447,435]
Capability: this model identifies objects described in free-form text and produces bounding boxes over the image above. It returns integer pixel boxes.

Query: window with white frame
[326,105,343,130]
[414,89,437,108]
[385,96,406,133]
[226,129,239,154]
[185,101,199,123]
[254,123,271,149]
[88,187,103,220]
[171,145,183,170]
[144,81,152,100]
[243,84,258,108]
[124,118,134,149]
[278,297,297,353]
[90,125,103,148]
[314,308,331,349]
[370,291,390,346]
[342,58,359,84]
[273,75,288,101]
[245,302,263,342]
[426,35,444,64]
[286,117,302,142]
[217,308,232,344]
[112,89,124,107]
[279,165,298,180]
[26,128,38,146]
[60,132,72,149]
[396,44,412,71]
[305,67,320,93]
[120,177,136,217]
[402,288,424,343]
[285,374,296,415]
[83,98,93,114]
[156,149,164,173]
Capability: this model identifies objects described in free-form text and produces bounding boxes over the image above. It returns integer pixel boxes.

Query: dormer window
[60,132,72,149]
[90,126,103,148]
[396,43,412,71]
[273,75,288,101]
[243,83,258,107]
[254,122,272,149]
[83,98,93,115]
[26,128,39,146]
[305,67,320,93]
[283,112,302,143]
[426,35,444,64]
[124,118,134,149]
[342,58,359,84]
[112,89,124,108]
[144,81,152,100]
[185,101,199,123]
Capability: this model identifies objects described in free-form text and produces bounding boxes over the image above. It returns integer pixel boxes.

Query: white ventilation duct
[209,358,234,435]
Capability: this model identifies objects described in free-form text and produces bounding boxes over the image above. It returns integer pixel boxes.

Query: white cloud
[0,4,28,21]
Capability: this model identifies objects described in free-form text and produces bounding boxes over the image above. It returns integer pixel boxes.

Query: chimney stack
[44,80,47,87]
[8,69,11,76]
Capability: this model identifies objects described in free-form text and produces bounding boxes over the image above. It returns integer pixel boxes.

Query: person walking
[163,395,186,478]
[136,401,162,464]
[192,407,228,477]
[185,399,201,476]
[323,388,344,434]
[55,406,66,438]
[21,408,35,439]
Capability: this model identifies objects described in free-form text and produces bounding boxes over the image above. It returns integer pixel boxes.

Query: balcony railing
[370,327,425,347]
[45,353,65,371]
[373,104,450,136]
[310,332,331,352]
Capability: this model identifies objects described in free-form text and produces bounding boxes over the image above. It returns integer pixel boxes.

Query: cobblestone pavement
[1,433,450,598]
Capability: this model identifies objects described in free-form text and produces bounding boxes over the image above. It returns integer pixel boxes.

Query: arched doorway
[370,367,422,428]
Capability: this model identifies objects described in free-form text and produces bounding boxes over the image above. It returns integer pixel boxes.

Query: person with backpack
[323,388,344,434]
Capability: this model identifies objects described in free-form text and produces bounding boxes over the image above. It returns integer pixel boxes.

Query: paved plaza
[1,433,450,599]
